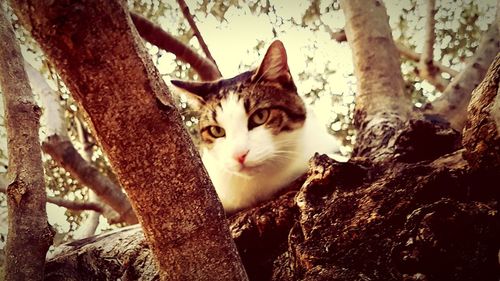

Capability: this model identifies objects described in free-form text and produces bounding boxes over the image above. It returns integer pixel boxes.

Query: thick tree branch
[130,12,221,81]
[12,0,248,279]
[176,0,221,76]
[462,53,500,170]
[340,0,411,162]
[0,6,54,281]
[426,18,500,130]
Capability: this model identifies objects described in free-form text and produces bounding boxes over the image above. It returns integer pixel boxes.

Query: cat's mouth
[237,163,264,174]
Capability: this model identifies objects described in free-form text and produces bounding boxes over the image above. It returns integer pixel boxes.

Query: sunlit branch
[176,0,221,76]
[130,12,221,81]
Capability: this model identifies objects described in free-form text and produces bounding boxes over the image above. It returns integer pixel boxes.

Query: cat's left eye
[208,126,226,138]
[249,109,270,128]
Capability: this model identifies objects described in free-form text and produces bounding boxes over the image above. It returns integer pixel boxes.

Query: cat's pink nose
[234,150,249,164]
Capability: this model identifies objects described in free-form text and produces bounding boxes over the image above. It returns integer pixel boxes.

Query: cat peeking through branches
[172,40,340,214]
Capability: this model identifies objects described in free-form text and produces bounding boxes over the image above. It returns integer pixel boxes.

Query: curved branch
[176,0,221,76]
[42,135,138,225]
[130,12,221,81]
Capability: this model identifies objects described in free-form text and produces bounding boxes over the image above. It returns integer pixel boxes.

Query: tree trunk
[340,0,412,162]
[0,6,54,281]
[10,0,248,280]
[462,53,500,171]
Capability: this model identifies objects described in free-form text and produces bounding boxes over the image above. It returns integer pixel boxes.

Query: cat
[171,40,340,214]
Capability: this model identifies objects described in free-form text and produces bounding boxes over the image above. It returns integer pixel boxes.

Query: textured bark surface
[340,0,412,162]
[0,6,54,281]
[42,120,499,280]
[11,0,247,280]
[462,54,500,171]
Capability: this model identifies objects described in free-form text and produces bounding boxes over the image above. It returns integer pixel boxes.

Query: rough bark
[0,6,54,281]
[340,0,412,162]
[462,53,500,171]
[11,0,248,280]
[42,125,499,280]
[131,12,221,81]
[426,19,500,131]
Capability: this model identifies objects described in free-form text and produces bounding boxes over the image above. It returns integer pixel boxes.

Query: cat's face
[172,41,306,175]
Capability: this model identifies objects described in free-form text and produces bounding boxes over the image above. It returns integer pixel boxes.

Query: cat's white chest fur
[201,93,339,213]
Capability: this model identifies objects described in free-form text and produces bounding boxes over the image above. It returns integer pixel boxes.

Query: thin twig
[420,0,436,67]
[418,0,444,90]
[176,0,221,76]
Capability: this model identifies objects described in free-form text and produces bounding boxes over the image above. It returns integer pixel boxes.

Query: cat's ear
[253,40,294,87]
[170,79,210,106]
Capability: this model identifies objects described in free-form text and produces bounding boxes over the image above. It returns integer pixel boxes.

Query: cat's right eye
[207,126,226,138]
